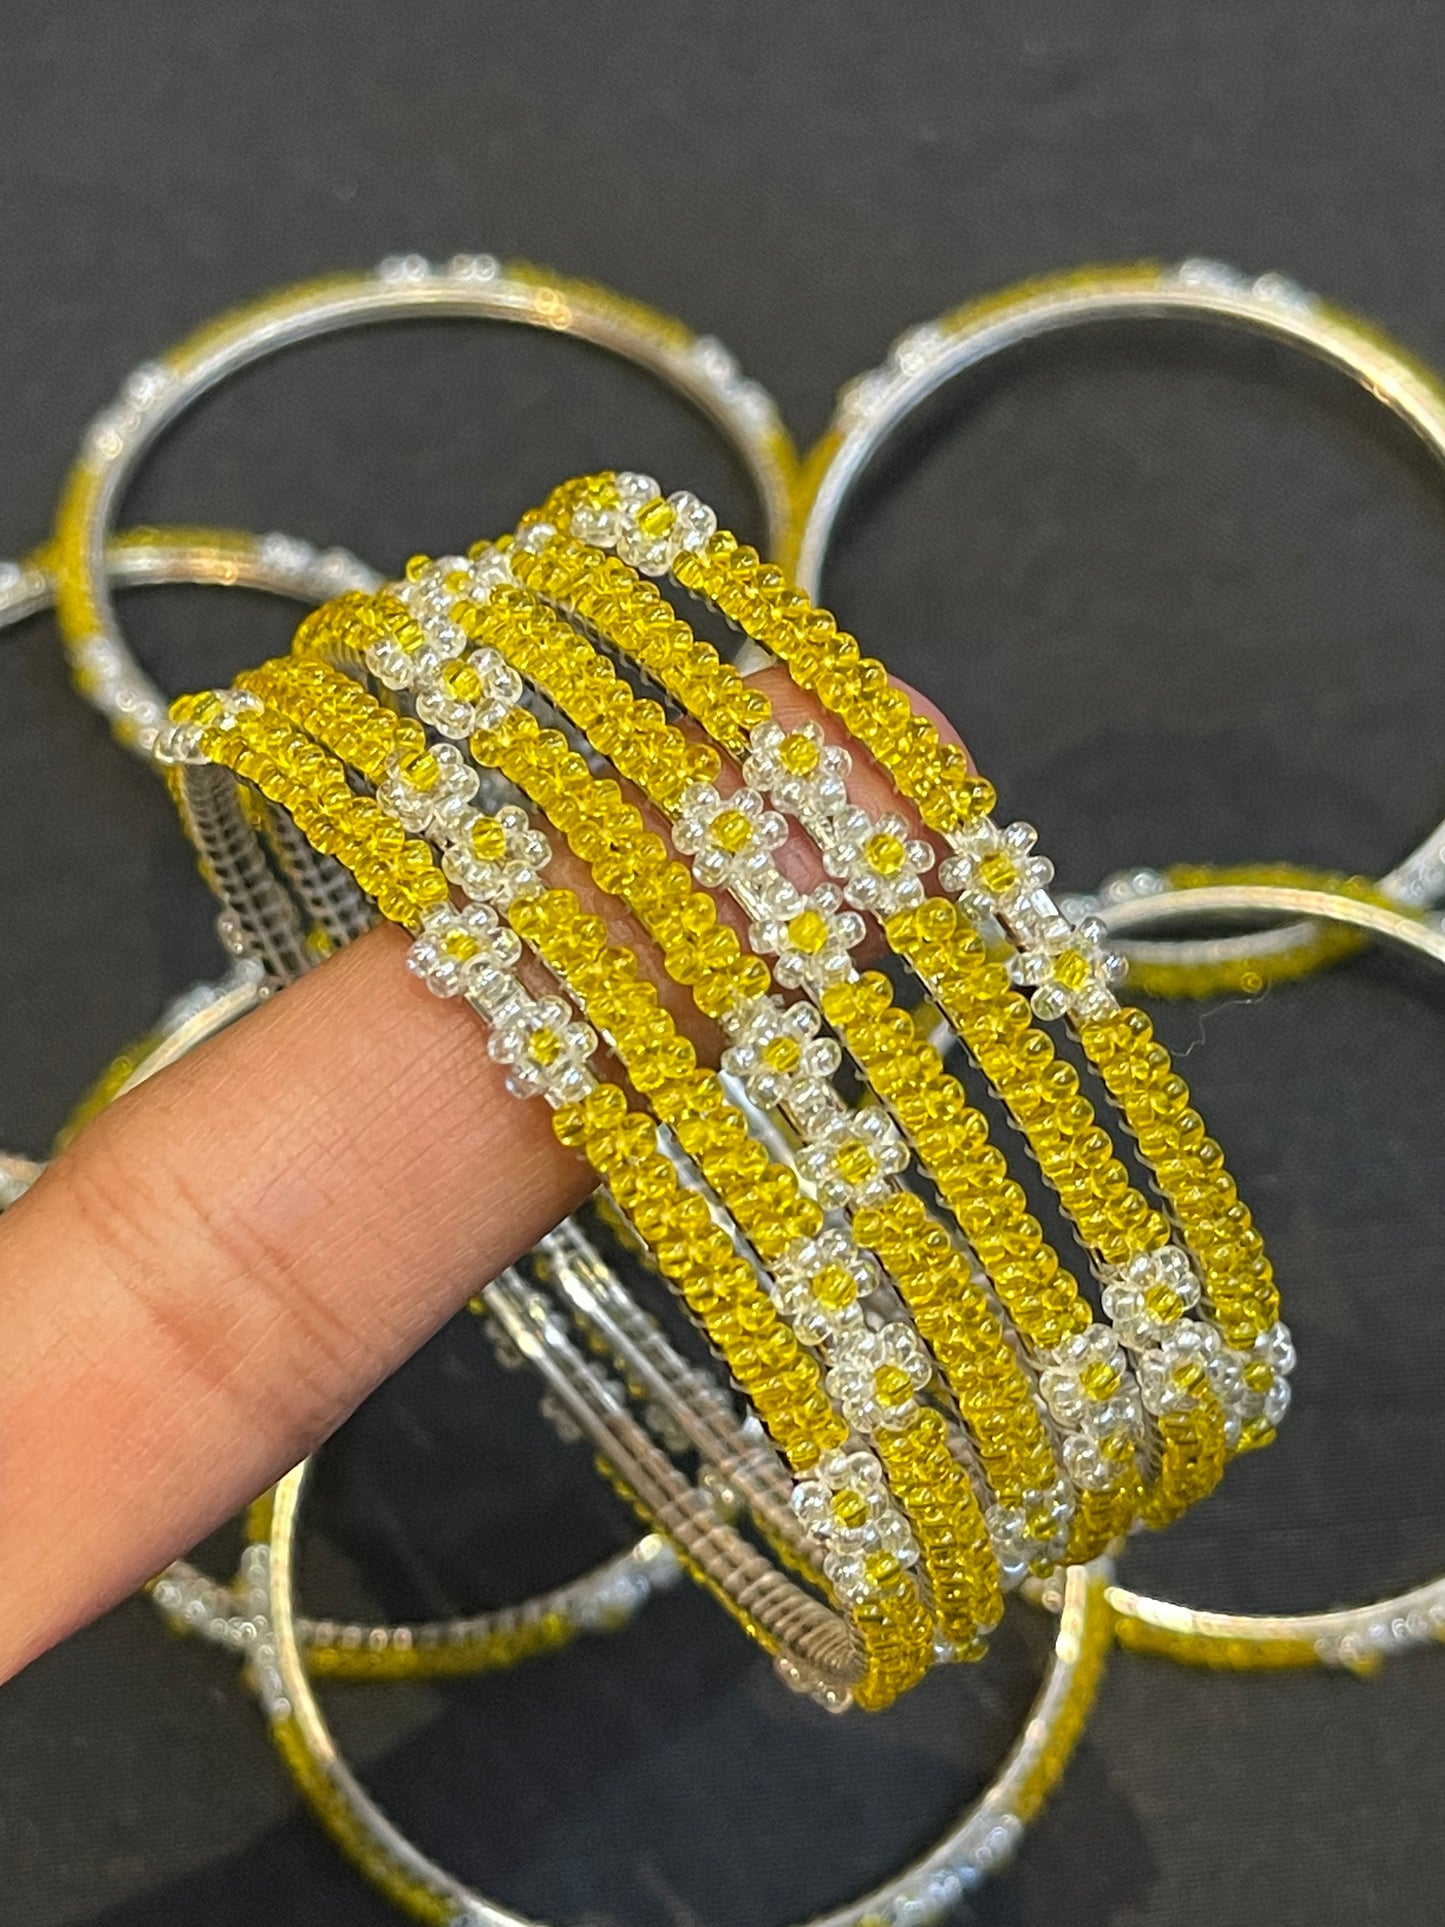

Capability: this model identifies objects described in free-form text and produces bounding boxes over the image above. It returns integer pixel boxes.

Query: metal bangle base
[792,257,1445,981]
[254,1453,1112,1927]
[51,255,798,756]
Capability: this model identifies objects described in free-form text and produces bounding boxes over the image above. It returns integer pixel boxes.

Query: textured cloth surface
[3,5,1445,1923]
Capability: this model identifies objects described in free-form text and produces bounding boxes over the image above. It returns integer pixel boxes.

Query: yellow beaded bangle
[336,550,1118,1576]
[228,648,999,1682]
[164,684,936,1710]
[523,476,1290,1484]
[272,599,1069,1606]
[264,616,1029,1626]
[497,486,1265,1534]
[163,478,1290,1705]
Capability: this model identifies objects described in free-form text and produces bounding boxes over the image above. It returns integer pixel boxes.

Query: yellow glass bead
[709,808,754,853]
[635,497,675,538]
[787,906,831,955]
[778,729,820,775]
[863,830,906,877]
[397,747,440,792]
[528,1026,564,1066]
[831,1487,870,1531]
[812,1263,858,1310]
[833,1139,877,1187]
[441,658,484,704]
[977,850,1020,894]
[1079,1358,1121,1401]
[470,817,509,862]
[1051,947,1093,993]
[1143,1281,1184,1323]
[441,930,480,963]
[873,1364,915,1408]
[763,1034,802,1075]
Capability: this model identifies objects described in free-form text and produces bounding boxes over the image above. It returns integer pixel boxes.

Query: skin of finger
[0,667,967,1680]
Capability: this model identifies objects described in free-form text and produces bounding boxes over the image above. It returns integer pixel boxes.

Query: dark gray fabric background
[5,4,1445,1922]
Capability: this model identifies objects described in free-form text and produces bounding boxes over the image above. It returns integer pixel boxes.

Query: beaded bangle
[250,1448,1112,1927]
[790,257,1445,997]
[516,476,1290,1475]
[244,635,1009,1649]
[162,479,1287,1701]
[1085,877,1445,1671]
[162,686,939,1710]
[49,254,797,757]
[363,548,1071,1567]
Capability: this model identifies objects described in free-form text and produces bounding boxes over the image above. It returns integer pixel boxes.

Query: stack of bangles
[7,252,1445,1924]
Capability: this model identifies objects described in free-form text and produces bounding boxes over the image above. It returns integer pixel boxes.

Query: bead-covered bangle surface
[161,473,1290,1707]
[1085,877,1444,1672]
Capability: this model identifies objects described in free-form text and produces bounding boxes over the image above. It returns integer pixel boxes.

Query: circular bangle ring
[791,257,1445,993]
[50,253,797,757]
[0,527,686,1680]
[1091,874,1445,1672]
[1,523,375,632]
[252,1447,1111,1927]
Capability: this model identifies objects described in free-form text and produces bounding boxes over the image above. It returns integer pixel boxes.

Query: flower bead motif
[743,718,852,820]
[1011,915,1126,1024]
[823,805,935,920]
[797,1107,909,1211]
[415,644,526,741]
[718,995,842,1114]
[750,882,866,992]
[487,994,598,1104]
[440,803,553,908]
[1233,1320,1296,1437]
[771,1228,881,1345]
[790,1449,919,1604]
[1038,1325,1143,1442]
[1137,1322,1238,1422]
[406,903,522,1000]
[986,1480,1075,1579]
[363,583,468,693]
[376,741,480,836]
[1100,1245,1202,1352]
[825,1321,934,1435]
[671,781,788,891]
[570,472,717,574]
[939,819,1055,926]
